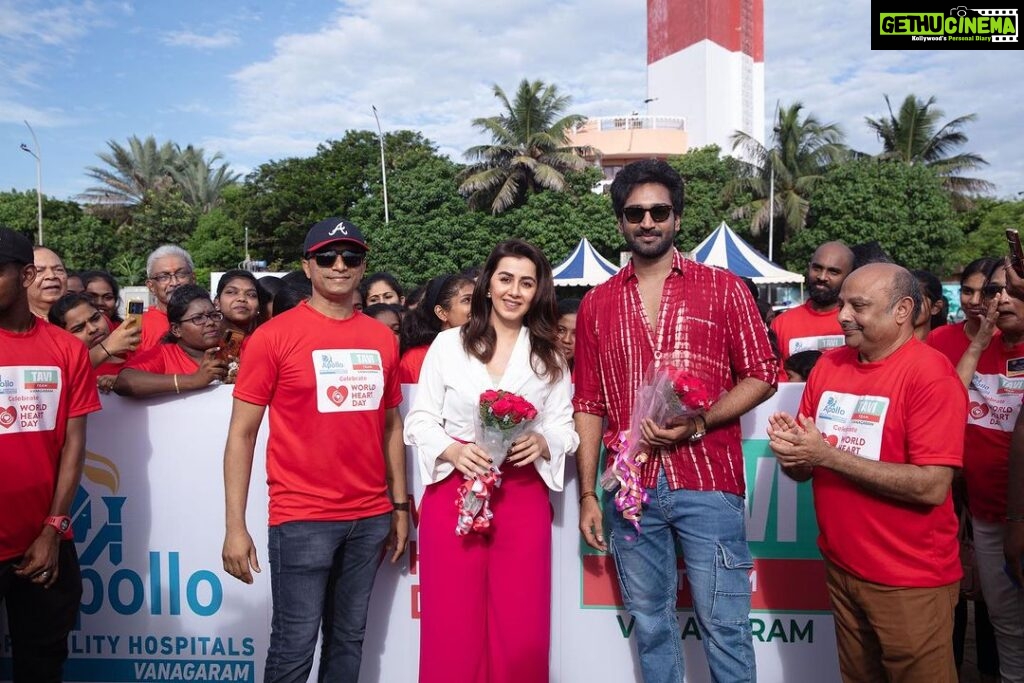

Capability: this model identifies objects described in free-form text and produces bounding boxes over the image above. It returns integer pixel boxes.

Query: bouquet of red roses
[455,389,539,535]
[600,358,715,534]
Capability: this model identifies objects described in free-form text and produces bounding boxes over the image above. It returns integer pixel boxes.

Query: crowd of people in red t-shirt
[4,173,1024,683]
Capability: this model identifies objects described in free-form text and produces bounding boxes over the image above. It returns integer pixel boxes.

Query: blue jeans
[265,514,391,683]
[607,471,755,683]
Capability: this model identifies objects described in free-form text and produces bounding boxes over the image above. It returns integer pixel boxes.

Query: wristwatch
[44,515,74,540]
[689,415,707,442]
[393,502,410,512]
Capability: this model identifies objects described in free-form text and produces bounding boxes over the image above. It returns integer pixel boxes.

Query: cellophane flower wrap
[455,389,538,535]
[599,358,715,534]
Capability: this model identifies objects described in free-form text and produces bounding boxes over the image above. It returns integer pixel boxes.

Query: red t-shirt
[0,319,101,560]
[124,343,199,375]
[800,339,965,587]
[138,307,169,352]
[925,321,969,364]
[95,359,127,377]
[961,339,1024,522]
[771,301,845,362]
[397,345,429,384]
[233,302,402,525]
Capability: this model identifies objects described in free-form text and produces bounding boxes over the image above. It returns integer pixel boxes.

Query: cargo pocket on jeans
[711,540,754,625]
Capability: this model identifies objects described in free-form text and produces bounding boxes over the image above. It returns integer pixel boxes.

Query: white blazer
[404,326,578,491]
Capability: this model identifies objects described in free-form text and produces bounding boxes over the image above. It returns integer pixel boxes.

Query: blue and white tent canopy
[552,237,620,287]
[690,222,803,284]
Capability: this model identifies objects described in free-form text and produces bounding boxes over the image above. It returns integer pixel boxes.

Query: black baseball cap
[0,227,33,266]
[303,218,369,255]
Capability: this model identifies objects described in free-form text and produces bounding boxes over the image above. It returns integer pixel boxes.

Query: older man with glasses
[138,245,196,352]
[27,246,69,319]
[222,217,408,683]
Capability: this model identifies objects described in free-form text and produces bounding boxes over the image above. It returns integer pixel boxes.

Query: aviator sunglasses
[309,249,367,268]
[622,204,673,224]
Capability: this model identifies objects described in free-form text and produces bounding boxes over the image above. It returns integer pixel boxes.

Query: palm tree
[80,135,178,207]
[865,94,994,208]
[171,145,241,213]
[459,79,596,214]
[729,103,847,244]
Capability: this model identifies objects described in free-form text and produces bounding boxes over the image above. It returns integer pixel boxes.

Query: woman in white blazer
[405,239,578,683]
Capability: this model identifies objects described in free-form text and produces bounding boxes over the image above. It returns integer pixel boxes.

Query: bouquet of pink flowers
[455,389,538,535]
[600,359,715,533]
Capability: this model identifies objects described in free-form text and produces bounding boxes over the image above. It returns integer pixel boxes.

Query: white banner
[1,382,840,682]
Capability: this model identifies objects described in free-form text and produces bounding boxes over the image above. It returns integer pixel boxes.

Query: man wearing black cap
[221,218,408,682]
[0,226,101,682]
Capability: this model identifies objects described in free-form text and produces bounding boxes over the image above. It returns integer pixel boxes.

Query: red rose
[490,396,514,418]
[480,389,501,404]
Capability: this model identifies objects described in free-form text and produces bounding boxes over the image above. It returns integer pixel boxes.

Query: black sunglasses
[622,204,673,224]
[310,249,366,268]
[982,284,1006,299]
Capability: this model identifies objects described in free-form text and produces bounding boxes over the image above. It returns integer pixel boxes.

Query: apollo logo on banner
[58,451,257,682]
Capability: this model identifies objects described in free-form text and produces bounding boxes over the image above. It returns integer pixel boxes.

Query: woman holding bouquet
[405,239,578,683]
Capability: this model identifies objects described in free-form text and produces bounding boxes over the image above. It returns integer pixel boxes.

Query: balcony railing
[573,115,686,133]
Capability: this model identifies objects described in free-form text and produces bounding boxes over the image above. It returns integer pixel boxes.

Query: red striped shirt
[572,250,778,495]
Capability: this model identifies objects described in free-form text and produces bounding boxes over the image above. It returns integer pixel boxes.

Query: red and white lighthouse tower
[646,0,765,151]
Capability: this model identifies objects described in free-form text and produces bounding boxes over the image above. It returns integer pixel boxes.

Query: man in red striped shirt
[574,160,778,683]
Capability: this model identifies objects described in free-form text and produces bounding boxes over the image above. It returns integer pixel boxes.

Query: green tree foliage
[171,145,242,213]
[118,190,200,261]
[667,146,754,252]
[80,135,240,219]
[730,103,847,251]
[81,135,178,207]
[785,158,958,274]
[949,198,1024,268]
[351,152,498,285]
[111,253,146,286]
[865,94,994,208]
[0,190,116,270]
[493,167,619,267]
[186,206,245,272]
[460,79,595,214]
[238,130,440,267]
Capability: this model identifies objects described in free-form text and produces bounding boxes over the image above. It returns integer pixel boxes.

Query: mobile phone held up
[126,299,144,327]
[1007,228,1024,277]
[217,329,245,362]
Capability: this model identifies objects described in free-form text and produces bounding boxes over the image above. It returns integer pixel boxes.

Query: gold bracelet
[579,490,599,505]
[173,374,180,394]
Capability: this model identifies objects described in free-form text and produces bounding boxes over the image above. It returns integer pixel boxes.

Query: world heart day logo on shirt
[0,405,15,428]
[0,405,16,428]
[968,401,990,420]
[327,385,349,407]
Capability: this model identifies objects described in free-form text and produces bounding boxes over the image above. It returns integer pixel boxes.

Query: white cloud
[210,0,1020,194]
[764,0,1022,194]
[0,2,94,46]
[161,28,240,49]
[214,0,646,169]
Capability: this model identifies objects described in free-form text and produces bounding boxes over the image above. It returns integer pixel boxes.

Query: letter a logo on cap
[328,222,349,236]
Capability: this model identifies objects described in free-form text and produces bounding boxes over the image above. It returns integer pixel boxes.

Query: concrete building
[569,0,764,179]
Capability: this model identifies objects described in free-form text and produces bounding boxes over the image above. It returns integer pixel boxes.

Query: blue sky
[1,0,1021,202]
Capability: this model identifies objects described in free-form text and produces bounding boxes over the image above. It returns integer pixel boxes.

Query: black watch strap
[393,501,410,512]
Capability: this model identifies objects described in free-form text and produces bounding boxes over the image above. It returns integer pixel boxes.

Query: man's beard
[807,282,840,307]
[625,229,675,260]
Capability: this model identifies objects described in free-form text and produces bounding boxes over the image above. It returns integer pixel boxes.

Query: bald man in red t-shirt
[768,263,966,683]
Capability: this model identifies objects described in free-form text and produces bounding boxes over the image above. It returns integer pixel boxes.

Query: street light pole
[766,101,781,263]
[371,105,390,224]
[20,120,43,245]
